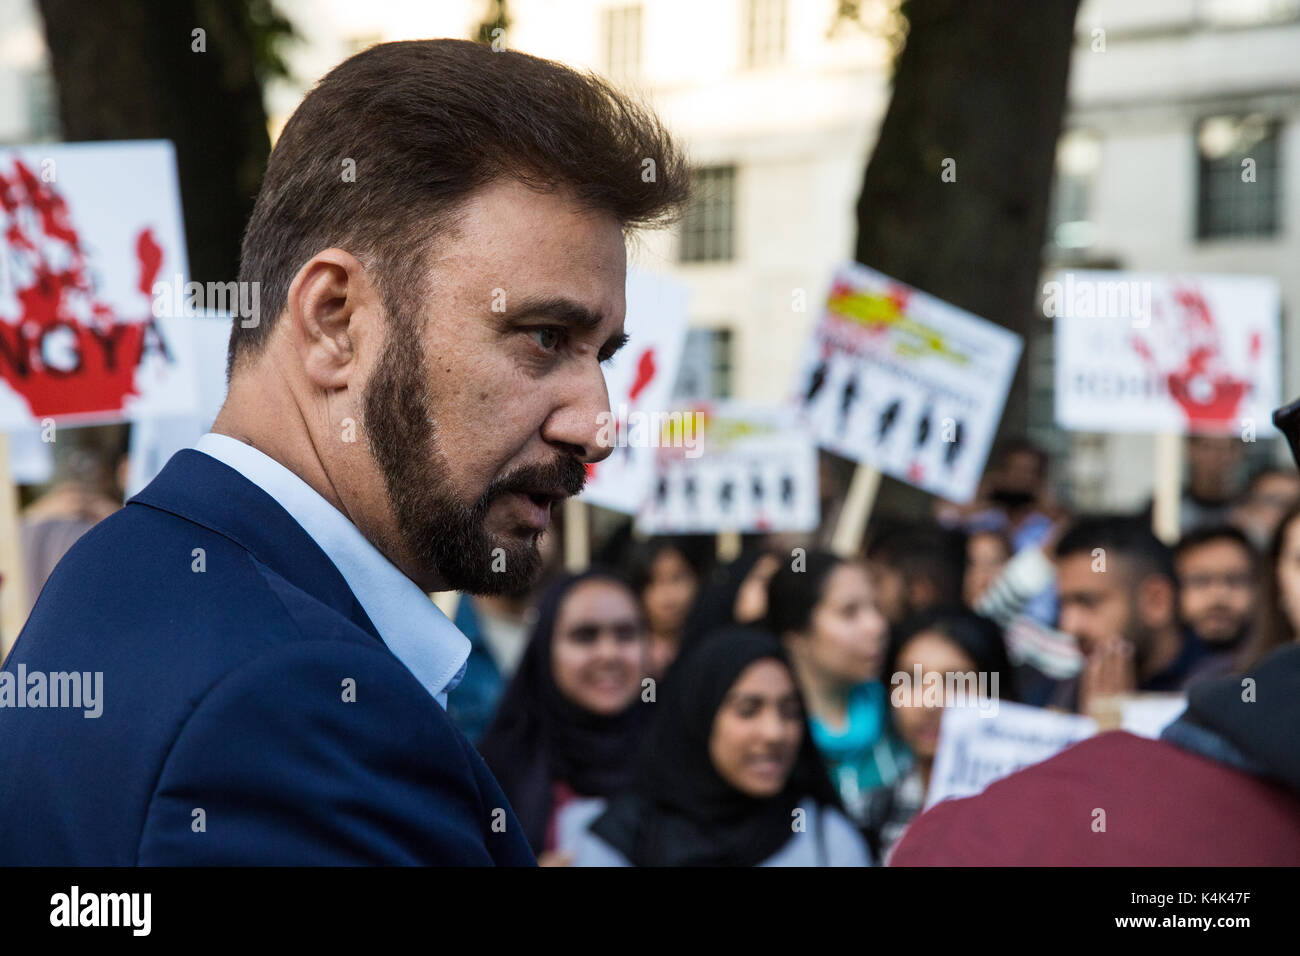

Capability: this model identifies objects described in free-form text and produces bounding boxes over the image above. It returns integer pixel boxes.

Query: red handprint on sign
[1128,285,1253,431]
[0,157,164,419]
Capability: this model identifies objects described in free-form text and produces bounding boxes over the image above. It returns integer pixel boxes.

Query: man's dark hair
[991,438,1049,476]
[229,38,691,376]
[864,520,965,603]
[1173,524,1257,569]
[765,550,849,638]
[1055,514,1175,584]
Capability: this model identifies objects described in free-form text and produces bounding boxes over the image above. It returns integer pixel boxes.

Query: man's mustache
[486,455,588,504]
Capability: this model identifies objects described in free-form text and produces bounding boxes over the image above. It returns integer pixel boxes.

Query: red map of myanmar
[0,156,168,420]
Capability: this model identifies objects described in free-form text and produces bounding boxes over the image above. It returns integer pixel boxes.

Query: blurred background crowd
[437,435,1300,864]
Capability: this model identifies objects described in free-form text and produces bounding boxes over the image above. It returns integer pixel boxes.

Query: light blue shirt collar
[193,432,469,709]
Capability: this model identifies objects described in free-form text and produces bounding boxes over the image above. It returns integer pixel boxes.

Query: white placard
[0,141,197,429]
[579,269,690,515]
[2,427,54,485]
[634,401,819,535]
[125,312,233,497]
[925,700,1097,809]
[1118,693,1187,740]
[1052,270,1280,435]
[793,263,1022,504]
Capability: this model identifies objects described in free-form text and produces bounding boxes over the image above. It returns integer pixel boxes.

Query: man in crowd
[1147,434,1247,533]
[1050,515,1206,715]
[0,39,689,865]
[1230,465,1300,550]
[1173,525,1257,680]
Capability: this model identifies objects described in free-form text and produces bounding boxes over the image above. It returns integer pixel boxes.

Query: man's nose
[1059,606,1084,639]
[541,361,615,464]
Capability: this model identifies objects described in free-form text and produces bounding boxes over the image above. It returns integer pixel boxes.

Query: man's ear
[284,248,381,390]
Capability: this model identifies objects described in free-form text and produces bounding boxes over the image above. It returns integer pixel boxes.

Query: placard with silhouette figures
[1052,270,1280,436]
[579,269,690,515]
[0,141,199,429]
[635,402,819,535]
[793,263,1022,504]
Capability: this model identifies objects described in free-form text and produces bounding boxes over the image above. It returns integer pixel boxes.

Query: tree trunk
[853,0,1081,513]
[36,0,276,284]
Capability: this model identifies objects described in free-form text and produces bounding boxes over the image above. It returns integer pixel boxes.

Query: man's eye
[529,328,562,350]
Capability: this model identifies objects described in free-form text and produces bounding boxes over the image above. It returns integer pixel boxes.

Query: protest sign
[635,401,819,535]
[124,312,233,498]
[794,263,1022,505]
[578,269,690,515]
[0,141,198,429]
[1,427,53,486]
[1119,693,1187,739]
[1052,270,1281,436]
[925,700,1097,809]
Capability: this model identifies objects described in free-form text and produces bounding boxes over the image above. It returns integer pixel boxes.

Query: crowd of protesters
[6,433,1299,864]
[444,436,1300,865]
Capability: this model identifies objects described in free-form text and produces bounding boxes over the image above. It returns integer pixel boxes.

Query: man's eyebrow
[508,295,604,331]
[508,294,628,358]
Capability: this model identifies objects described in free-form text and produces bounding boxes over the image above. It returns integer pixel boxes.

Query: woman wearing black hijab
[578,626,872,866]
[672,545,781,668]
[477,569,649,860]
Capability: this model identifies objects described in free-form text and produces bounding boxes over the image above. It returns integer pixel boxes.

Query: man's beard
[1194,610,1250,647]
[362,315,586,597]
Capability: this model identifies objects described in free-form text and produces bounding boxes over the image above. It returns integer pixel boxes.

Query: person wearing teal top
[809,680,909,823]
[767,550,910,826]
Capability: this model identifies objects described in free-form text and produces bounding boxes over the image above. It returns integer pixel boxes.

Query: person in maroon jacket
[890,642,1300,865]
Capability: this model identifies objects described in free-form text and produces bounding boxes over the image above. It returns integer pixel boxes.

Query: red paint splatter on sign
[628,348,655,402]
[0,158,161,420]
[1130,285,1254,430]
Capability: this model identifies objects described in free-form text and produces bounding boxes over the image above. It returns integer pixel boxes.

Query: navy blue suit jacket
[0,450,536,866]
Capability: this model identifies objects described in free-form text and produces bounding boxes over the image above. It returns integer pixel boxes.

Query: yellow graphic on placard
[826,286,970,367]
[658,406,775,451]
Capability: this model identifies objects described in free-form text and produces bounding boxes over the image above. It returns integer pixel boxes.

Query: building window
[23,70,59,141]
[1047,130,1101,251]
[680,166,736,263]
[744,0,787,67]
[602,5,641,82]
[1196,114,1280,240]
[674,328,733,399]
